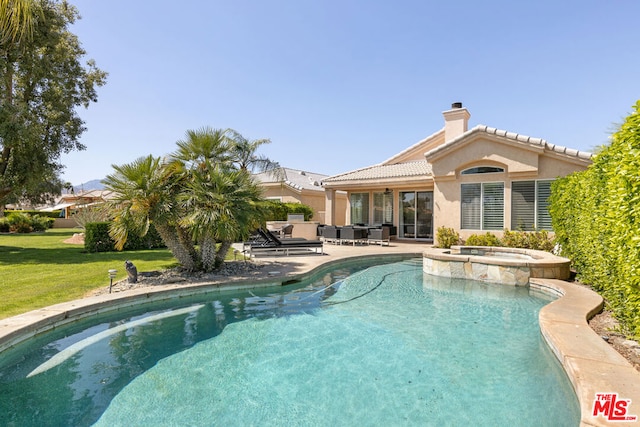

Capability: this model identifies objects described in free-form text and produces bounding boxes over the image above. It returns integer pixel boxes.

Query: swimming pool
[0,258,579,426]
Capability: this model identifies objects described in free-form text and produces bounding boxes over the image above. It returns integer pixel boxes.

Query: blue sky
[62,0,640,185]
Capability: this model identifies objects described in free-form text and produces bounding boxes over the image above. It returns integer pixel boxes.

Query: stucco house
[322,103,592,241]
[41,189,114,227]
[254,167,347,225]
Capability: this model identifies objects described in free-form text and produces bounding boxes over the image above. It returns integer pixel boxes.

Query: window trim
[460,182,504,230]
[511,179,554,231]
[461,166,505,175]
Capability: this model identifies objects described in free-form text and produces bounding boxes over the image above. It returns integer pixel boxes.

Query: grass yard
[0,228,178,319]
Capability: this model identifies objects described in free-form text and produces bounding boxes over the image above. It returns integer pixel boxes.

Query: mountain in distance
[67,179,105,193]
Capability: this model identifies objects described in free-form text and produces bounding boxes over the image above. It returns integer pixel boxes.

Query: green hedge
[84,222,115,253]
[549,100,640,339]
[84,222,165,253]
[122,224,165,251]
[263,200,314,221]
[3,210,61,219]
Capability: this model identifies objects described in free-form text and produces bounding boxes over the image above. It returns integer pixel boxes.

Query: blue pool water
[0,258,579,426]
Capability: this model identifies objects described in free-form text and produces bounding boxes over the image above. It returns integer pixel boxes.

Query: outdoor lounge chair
[244,228,324,256]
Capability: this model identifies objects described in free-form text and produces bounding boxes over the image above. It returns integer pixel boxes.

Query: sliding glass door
[399,191,433,240]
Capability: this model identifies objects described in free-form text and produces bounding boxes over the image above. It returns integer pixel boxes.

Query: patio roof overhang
[322,175,434,191]
[39,202,74,212]
[322,160,432,190]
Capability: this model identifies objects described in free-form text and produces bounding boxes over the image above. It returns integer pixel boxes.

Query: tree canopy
[104,128,271,272]
[0,0,106,207]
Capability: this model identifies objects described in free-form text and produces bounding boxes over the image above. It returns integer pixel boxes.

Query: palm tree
[103,155,199,271]
[173,127,233,172]
[103,128,271,273]
[0,0,41,45]
[181,166,265,271]
[171,128,266,271]
[227,129,282,177]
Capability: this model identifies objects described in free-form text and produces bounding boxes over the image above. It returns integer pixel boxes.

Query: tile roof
[425,125,593,160]
[323,122,591,185]
[254,167,326,191]
[322,160,432,183]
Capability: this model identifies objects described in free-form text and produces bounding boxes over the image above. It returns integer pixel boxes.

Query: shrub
[29,215,54,232]
[501,229,527,248]
[7,212,33,233]
[84,222,115,253]
[1,211,55,233]
[465,232,501,246]
[435,226,460,248]
[84,221,166,252]
[502,229,555,252]
[525,230,555,252]
[122,224,166,250]
[549,100,640,339]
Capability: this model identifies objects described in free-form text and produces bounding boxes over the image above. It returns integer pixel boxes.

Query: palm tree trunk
[200,234,217,272]
[155,223,197,271]
[214,240,233,271]
[176,225,200,268]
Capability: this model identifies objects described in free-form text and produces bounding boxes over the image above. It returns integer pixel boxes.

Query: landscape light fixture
[108,269,117,293]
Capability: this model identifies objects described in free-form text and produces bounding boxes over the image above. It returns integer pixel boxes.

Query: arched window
[461,166,504,175]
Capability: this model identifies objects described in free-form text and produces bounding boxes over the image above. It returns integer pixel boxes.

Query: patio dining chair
[282,224,294,238]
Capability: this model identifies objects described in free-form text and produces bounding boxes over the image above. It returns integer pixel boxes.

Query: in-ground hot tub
[423,245,571,286]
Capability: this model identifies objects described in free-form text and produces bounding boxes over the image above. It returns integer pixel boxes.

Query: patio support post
[324,188,336,225]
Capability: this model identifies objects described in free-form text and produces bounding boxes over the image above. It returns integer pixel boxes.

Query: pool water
[0,258,579,426]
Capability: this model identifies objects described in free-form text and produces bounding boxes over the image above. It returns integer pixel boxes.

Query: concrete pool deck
[0,241,639,426]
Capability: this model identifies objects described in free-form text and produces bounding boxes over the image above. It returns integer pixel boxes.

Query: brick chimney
[443,102,470,142]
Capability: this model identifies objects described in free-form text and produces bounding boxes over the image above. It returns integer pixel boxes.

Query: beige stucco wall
[53,218,79,228]
[430,137,590,240]
[536,155,587,179]
[266,220,321,240]
[330,193,348,226]
[430,136,541,178]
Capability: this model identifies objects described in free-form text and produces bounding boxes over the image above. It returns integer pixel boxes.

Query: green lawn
[0,228,178,319]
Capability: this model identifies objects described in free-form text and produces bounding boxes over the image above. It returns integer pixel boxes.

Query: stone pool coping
[424,246,572,284]
[0,243,638,426]
[532,278,640,426]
